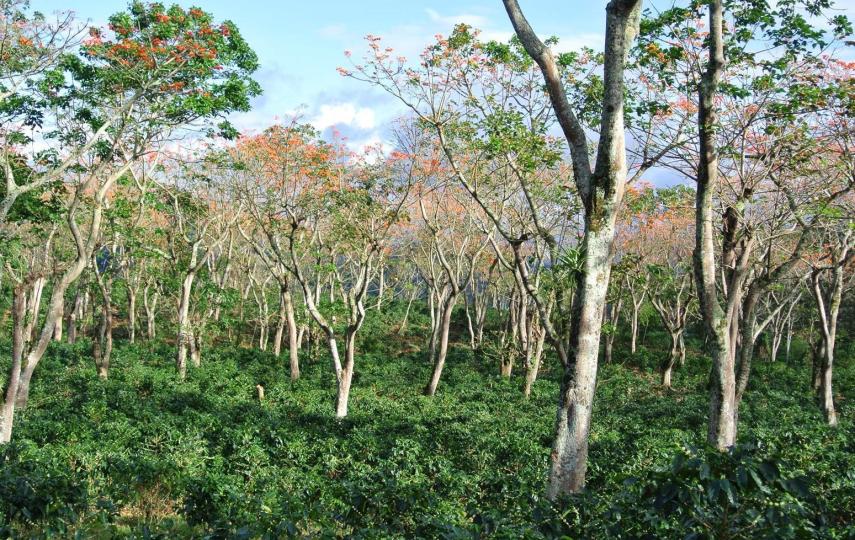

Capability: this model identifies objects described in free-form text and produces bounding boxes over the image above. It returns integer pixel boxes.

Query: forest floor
[1,308,853,538]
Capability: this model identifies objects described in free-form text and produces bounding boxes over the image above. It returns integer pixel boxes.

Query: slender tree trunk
[24,277,45,345]
[515,272,530,371]
[812,260,845,426]
[127,288,137,344]
[67,288,82,344]
[603,296,622,364]
[735,288,760,407]
[335,331,356,418]
[818,342,836,426]
[661,330,682,388]
[53,301,63,342]
[427,288,442,363]
[273,288,287,357]
[695,0,736,451]
[176,273,195,380]
[0,288,27,443]
[93,303,112,379]
[425,294,456,396]
[80,289,91,338]
[190,329,202,368]
[630,302,639,354]
[475,293,487,348]
[397,288,417,334]
[297,324,307,350]
[785,314,794,362]
[375,268,385,312]
[144,288,158,340]
[464,295,476,349]
[770,325,781,362]
[524,322,547,398]
[93,279,113,379]
[500,350,515,378]
[284,288,300,381]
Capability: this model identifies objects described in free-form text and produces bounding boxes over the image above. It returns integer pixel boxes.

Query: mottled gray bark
[503,0,642,497]
[0,287,26,443]
[694,0,737,451]
[425,293,456,396]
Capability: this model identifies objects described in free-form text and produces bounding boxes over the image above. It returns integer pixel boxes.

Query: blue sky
[34,0,614,147]
[33,0,855,172]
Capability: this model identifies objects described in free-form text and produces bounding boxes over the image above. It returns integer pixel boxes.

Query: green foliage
[0,303,852,538]
[78,2,261,137]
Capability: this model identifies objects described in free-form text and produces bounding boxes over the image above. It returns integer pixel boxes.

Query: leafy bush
[0,303,851,537]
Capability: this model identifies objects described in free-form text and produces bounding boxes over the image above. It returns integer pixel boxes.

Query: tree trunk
[427,288,441,364]
[67,288,82,344]
[23,276,46,345]
[524,322,547,397]
[515,272,530,371]
[335,332,355,418]
[397,288,417,335]
[695,0,736,451]
[284,288,300,381]
[92,259,114,379]
[811,259,845,427]
[176,273,195,380]
[502,0,641,498]
[661,331,682,388]
[127,288,137,344]
[425,294,455,396]
[53,301,63,342]
[603,296,622,364]
[548,227,615,498]
[785,314,794,362]
[94,301,113,379]
[273,288,287,357]
[735,286,765,410]
[0,288,27,443]
[464,296,476,349]
[630,303,639,354]
[375,268,385,311]
[297,324,307,350]
[819,345,836,426]
[475,293,487,348]
[190,331,202,368]
[144,284,158,340]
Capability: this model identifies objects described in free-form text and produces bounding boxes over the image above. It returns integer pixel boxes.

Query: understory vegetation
[1,304,852,538]
[2,0,854,537]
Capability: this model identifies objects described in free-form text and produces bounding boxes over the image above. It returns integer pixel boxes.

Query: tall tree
[502,0,643,496]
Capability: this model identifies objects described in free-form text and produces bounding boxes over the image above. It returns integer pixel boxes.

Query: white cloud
[425,8,489,28]
[553,33,605,53]
[319,23,347,39]
[347,131,391,163]
[311,103,376,131]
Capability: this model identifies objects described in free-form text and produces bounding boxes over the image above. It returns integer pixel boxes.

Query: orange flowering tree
[232,121,414,417]
[1,1,259,443]
[233,121,338,382]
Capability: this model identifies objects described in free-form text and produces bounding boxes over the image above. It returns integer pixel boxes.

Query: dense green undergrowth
[0,307,853,538]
